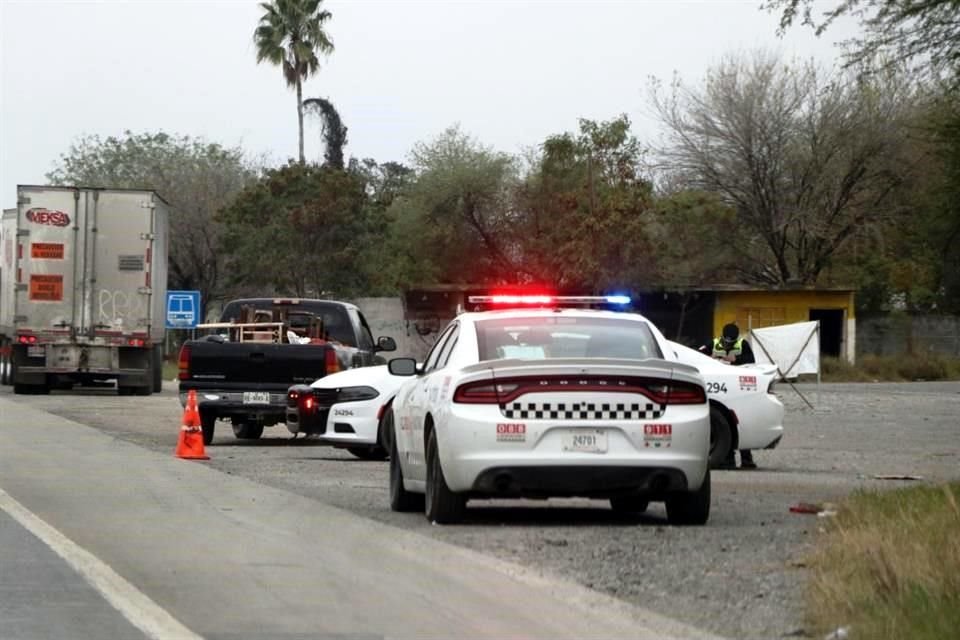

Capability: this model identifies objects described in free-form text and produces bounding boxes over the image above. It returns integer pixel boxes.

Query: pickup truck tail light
[178,345,191,380]
[325,348,340,374]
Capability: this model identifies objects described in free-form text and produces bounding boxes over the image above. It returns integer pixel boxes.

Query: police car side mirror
[388,357,418,376]
[376,336,397,352]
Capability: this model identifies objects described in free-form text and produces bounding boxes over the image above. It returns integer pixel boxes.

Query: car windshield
[475,316,662,362]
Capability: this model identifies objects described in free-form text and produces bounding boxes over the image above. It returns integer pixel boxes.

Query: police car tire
[665,469,711,526]
[347,446,387,461]
[200,410,216,446]
[388,411,424,512]
[609,496,649,514]
[425,429,466,524]
[708,406,734,469]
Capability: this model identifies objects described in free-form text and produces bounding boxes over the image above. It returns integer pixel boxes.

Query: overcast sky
[0,0,859,209]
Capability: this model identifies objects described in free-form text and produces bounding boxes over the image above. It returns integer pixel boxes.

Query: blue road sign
[165,290,201,329]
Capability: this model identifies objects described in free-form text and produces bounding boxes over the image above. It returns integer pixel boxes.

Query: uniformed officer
[700,323,757,469]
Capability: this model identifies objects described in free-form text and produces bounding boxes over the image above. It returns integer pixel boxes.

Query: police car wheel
[425,428,466,524]
[708,406,734,469]
[665,469,711,526]
[347,446,387,461]
[388,410,424,512]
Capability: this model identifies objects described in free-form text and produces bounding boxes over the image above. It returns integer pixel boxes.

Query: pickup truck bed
[177,298,395,444]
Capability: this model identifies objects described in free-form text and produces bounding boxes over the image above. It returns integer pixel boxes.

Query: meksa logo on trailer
[26,208,71,227]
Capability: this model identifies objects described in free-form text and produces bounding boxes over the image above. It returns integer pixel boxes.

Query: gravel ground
[5,380,960,639]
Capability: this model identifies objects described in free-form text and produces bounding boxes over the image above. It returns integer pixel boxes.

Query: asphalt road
[2,380,959,639]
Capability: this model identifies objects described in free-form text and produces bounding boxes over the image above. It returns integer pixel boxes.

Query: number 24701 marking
[706,382,728,394]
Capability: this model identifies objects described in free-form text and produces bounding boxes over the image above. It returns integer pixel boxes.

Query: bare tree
[765,0,960,85]
[650,51,918,285]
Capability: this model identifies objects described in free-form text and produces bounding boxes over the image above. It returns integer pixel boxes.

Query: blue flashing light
[605,295,632,305]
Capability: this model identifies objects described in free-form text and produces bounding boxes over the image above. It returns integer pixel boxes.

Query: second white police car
[385,295,713,525]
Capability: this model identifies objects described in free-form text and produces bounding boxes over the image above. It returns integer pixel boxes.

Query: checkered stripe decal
[500,401,665,420]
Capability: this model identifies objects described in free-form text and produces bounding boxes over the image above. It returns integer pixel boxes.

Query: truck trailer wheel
[1,339,10,385]
[14,383,50,395]
[152,346,163,393]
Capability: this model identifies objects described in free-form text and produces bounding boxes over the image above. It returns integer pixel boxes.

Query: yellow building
[709,286,856,362]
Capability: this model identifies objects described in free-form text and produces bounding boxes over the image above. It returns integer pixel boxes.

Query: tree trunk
[296,79,305,164]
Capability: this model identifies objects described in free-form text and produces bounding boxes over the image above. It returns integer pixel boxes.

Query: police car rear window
[475,316,662,362]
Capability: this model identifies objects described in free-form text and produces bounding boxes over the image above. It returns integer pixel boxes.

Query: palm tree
[254,0,334,164]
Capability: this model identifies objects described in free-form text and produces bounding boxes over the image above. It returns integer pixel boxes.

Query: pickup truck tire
[232,420,264,440]
[388,410,423,513]
[200,410,216,445]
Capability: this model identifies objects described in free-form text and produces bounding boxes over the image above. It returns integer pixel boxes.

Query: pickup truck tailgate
[185,341,329,387]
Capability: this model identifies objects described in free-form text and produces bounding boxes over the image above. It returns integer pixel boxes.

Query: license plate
[27,345,44,358]
[561,429,608,454]
[243,392,270,405]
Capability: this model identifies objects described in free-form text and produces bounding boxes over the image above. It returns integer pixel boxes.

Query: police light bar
[467,295,631,305]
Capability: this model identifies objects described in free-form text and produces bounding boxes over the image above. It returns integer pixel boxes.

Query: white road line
[0,488,202,640]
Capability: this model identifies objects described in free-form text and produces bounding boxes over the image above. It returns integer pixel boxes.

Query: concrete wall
[857,314,960,357]
[353,297,439,361]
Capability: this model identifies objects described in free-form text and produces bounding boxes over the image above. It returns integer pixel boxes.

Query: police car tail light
[177,345,191,380]
[664,381,707,405]
[453,381,520,404]
[454,375,702,405]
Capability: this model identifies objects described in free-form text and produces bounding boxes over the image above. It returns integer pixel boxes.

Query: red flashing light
[128,338,145,347]
[490,295,554,305]
[303,396,315,411]
[17,335,38,344]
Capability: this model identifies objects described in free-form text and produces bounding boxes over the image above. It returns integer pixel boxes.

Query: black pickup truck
[177,298,395,444]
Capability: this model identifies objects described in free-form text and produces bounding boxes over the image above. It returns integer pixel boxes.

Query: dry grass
[821,354,960,382]
[806,483,960,640]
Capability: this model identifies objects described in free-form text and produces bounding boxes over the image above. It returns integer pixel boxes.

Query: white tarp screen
[749,321,820,378]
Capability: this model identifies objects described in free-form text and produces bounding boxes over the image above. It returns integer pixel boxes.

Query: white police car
[385,296,712,525]
[668,341,784,467]
[286,364,408,459]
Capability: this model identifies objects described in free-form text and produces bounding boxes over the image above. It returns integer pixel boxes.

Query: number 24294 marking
[706,382,728,394]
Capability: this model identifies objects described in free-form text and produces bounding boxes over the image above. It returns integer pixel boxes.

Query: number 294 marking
[706,382,728,394]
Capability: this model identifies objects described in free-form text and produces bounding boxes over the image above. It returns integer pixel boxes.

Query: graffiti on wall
[98,289,147,328]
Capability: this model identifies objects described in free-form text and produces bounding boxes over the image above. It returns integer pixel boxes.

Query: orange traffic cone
[175,389,209,460]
